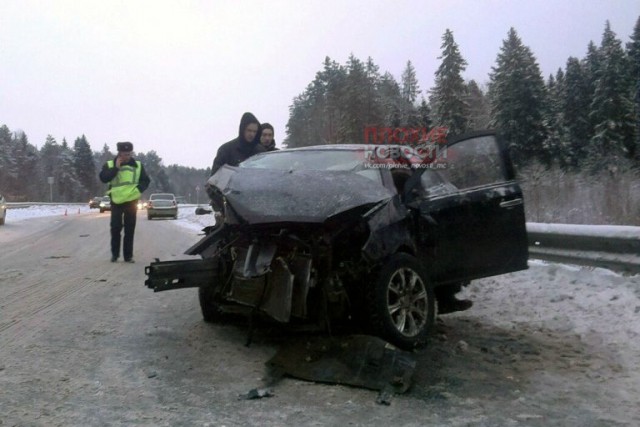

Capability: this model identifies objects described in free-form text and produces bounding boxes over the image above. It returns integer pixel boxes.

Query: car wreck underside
[145,163,432,349]
[146,197,412,331]
[146,137,529,350]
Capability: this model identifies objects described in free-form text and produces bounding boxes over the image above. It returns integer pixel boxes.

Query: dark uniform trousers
[110,200,138,260]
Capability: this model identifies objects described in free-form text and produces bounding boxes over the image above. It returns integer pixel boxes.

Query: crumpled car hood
[207,166,394,224]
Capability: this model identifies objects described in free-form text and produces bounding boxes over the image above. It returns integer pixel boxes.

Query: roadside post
[47,177,54,202]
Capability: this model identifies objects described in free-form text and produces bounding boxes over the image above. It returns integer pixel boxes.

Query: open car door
[406,131,528,284]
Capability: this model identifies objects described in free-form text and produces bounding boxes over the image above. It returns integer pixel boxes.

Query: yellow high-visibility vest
[107,160,142,204]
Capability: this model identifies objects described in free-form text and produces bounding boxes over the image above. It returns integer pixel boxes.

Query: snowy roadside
[4,203,640,423]
[7,205,639,321]
[7,205,639,335]
[460,258,640,362]
[4,203,214,232]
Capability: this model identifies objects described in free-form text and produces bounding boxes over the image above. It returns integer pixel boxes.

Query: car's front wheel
[365,253,435,350]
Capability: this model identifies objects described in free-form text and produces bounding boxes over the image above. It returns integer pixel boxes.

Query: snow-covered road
[2,203,639,424]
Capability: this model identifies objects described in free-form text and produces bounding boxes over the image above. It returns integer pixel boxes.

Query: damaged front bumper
[145,258,219,292]
[144,238,316,323]
[144,186,415,328]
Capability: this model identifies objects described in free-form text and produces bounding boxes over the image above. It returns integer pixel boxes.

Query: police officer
[99,141,151,263]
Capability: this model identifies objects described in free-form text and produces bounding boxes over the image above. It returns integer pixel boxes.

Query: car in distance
[145,131,529,349]
[99,196,111,213]
[0,193,6,225]
[137,200,148,210]
[89,196,102,209]
[147,193,178,220]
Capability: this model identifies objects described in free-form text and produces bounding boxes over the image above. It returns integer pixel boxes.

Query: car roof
[274,144,367,152]
[274,130,498,152]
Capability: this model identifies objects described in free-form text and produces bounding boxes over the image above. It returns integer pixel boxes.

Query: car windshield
[240,150,366,172]
[151,194,174,200]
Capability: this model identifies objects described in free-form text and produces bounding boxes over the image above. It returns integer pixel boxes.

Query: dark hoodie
[211,112,266,175]
[262,140,277,151]
[258,123,278,152]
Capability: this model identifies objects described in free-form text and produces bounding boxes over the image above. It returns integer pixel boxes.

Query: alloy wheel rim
[386,267,429,337]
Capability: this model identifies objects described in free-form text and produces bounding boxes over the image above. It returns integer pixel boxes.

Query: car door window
[438,135,506,190]
[356,168,383,184]
[419,170,458,197]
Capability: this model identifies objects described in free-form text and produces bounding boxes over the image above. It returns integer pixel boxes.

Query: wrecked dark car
[145,130,528,349]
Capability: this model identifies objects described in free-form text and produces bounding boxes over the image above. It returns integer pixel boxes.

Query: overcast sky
[1,0,637,169]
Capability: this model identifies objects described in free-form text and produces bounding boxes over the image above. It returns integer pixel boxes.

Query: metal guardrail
[527,223,640,275]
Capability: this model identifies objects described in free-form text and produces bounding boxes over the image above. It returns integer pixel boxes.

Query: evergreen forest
[1,18,639,224]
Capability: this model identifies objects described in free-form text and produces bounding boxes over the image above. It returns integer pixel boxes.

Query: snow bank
[6,203,214,231]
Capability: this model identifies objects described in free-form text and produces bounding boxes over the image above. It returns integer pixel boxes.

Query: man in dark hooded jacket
[210,112,265,175]
[258,122,277,151]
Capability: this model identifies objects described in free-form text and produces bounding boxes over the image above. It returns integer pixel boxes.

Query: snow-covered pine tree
[588,21,635,170]
[466,80,491,130]
[417,98,432,130]
[429,29,469,136]
[488,27,547,166]
[57,139,83,203]
[73,135,99,197]
[543,70,571,167]
[322,57,348,145]
[400,60,421,127]
[365,57,384,132]
[378,72,403,128]
[8,131,40,200]
[283,57,348,148]
[562,57,592,168]
[340,54,370,143]
[0,125,16,192]
[625,16,640,163]
[284,55,411,147]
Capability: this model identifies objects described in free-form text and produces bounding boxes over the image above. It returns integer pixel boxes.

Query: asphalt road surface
[1,211,639,426]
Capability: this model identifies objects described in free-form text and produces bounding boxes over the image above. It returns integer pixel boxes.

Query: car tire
[198,285,225,323]
[147,215,152,220]
[100,208,104,213]
[0,215,5,225]
[364,253,435,350]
